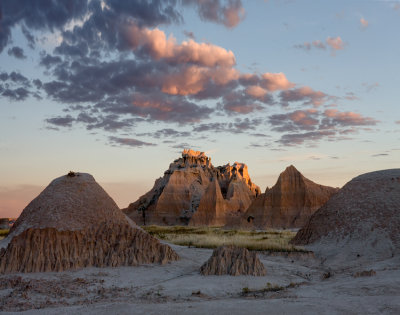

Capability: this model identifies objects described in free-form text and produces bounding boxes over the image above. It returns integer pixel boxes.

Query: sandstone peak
[124,151,260,226]
[0,172,179,273]
[234,165,338,229]
[182,149,207,158]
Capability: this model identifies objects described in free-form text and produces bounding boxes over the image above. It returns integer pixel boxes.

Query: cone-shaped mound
[0,172,178,273]
[200,245,266,276]
[235,165,338,229]
[292,169,400,264]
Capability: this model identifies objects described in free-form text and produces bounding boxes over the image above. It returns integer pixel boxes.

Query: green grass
[0,229,9,241]
[143,225,307,252]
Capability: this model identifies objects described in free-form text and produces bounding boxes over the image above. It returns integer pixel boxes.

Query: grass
[143,225,308,252]
[0,229,9,241]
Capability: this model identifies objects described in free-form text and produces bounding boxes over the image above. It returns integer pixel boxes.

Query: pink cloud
[161,65,239,96]
[323,109,379,126]
[326,36,345,51]
[125,24,236,67]
[289,109,319,126]
[261,72,294,91]
[245,85,268,98]
[360,18,369,29]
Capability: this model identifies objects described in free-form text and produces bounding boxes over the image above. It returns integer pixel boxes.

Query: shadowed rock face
[236,165,338,229]
[0,172,178,273]
[292,169,400,264]
[124,150,260,226]
[200,245,266,276]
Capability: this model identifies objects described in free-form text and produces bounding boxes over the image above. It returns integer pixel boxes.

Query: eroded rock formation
[292,169,400,264]
[235,165,338,229]
[0,172,178,273]
[200,245,266,276]
[124,149,260,226]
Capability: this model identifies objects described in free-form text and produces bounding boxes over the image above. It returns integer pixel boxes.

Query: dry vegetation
[0,229,9,241]
[143,226,307,252]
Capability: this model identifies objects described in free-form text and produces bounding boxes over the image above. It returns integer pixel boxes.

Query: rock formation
[0,172,178,273]
[200,245,266,276]
[235,165,338,229]
[124,149,261,226]
[292,169,400,265]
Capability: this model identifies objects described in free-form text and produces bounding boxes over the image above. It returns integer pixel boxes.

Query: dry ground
[1,241,400,314]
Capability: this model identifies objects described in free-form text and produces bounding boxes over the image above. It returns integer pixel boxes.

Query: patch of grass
[142,225,307,252]
[241,282,286,296]
[0,229,9,240]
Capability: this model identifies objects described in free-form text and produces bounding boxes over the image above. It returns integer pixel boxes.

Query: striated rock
[235,165,338,229]
[200,245,266,276]
[124,150,260,226]
[0,172,178,273]
[291,169,400,264]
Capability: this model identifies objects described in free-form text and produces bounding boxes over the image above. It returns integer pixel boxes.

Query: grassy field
[0,229,9,241]
[143,225,307,252]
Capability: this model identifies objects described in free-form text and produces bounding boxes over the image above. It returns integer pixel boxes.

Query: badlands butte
[0,149,399,314]
[124,149,338,228]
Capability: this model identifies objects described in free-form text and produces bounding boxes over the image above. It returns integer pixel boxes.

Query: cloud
[278,130,336,146]
[109,136,156,147]
[269,109,319,132]
[294,40,326,51]
[137,128,191,139]
[268,108,379,146]
[362,82,379,92]
[0,0,88,52]
[124,24,236,67]
[183,0,245,28]
[45,115,75,128]
[192,118,262,134]
[294,37,345,55]
[0,71,36,101]
[371,153,389,157]
[326,36,345,52]
[360,18,369,29]
[323,109,379,126]
[279,86,327,107]
[7,46,27,59]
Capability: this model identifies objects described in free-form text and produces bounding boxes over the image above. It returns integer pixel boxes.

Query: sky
[0,0,399,218]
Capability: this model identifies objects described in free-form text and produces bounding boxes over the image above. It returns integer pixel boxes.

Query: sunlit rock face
[0,172,179,273]
[233,165,338,229]
[292,169,400,265]
[124,150,261,226]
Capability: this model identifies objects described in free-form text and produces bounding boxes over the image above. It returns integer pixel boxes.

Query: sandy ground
[1,243,400,315]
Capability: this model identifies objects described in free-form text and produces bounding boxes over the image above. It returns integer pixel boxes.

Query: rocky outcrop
[124,150,261,226]
[200,245,266,276]
[235,165,338,229]
[0,172,178,273]
[292,169,400,265]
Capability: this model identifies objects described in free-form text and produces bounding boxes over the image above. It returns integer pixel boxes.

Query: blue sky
[0,0,399,217]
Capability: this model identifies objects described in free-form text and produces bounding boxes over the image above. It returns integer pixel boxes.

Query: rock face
[237,165,338,229]
[292,169,400,265]
[0,172,178,273]
[124,149,261,226]
[200,245,266,276]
